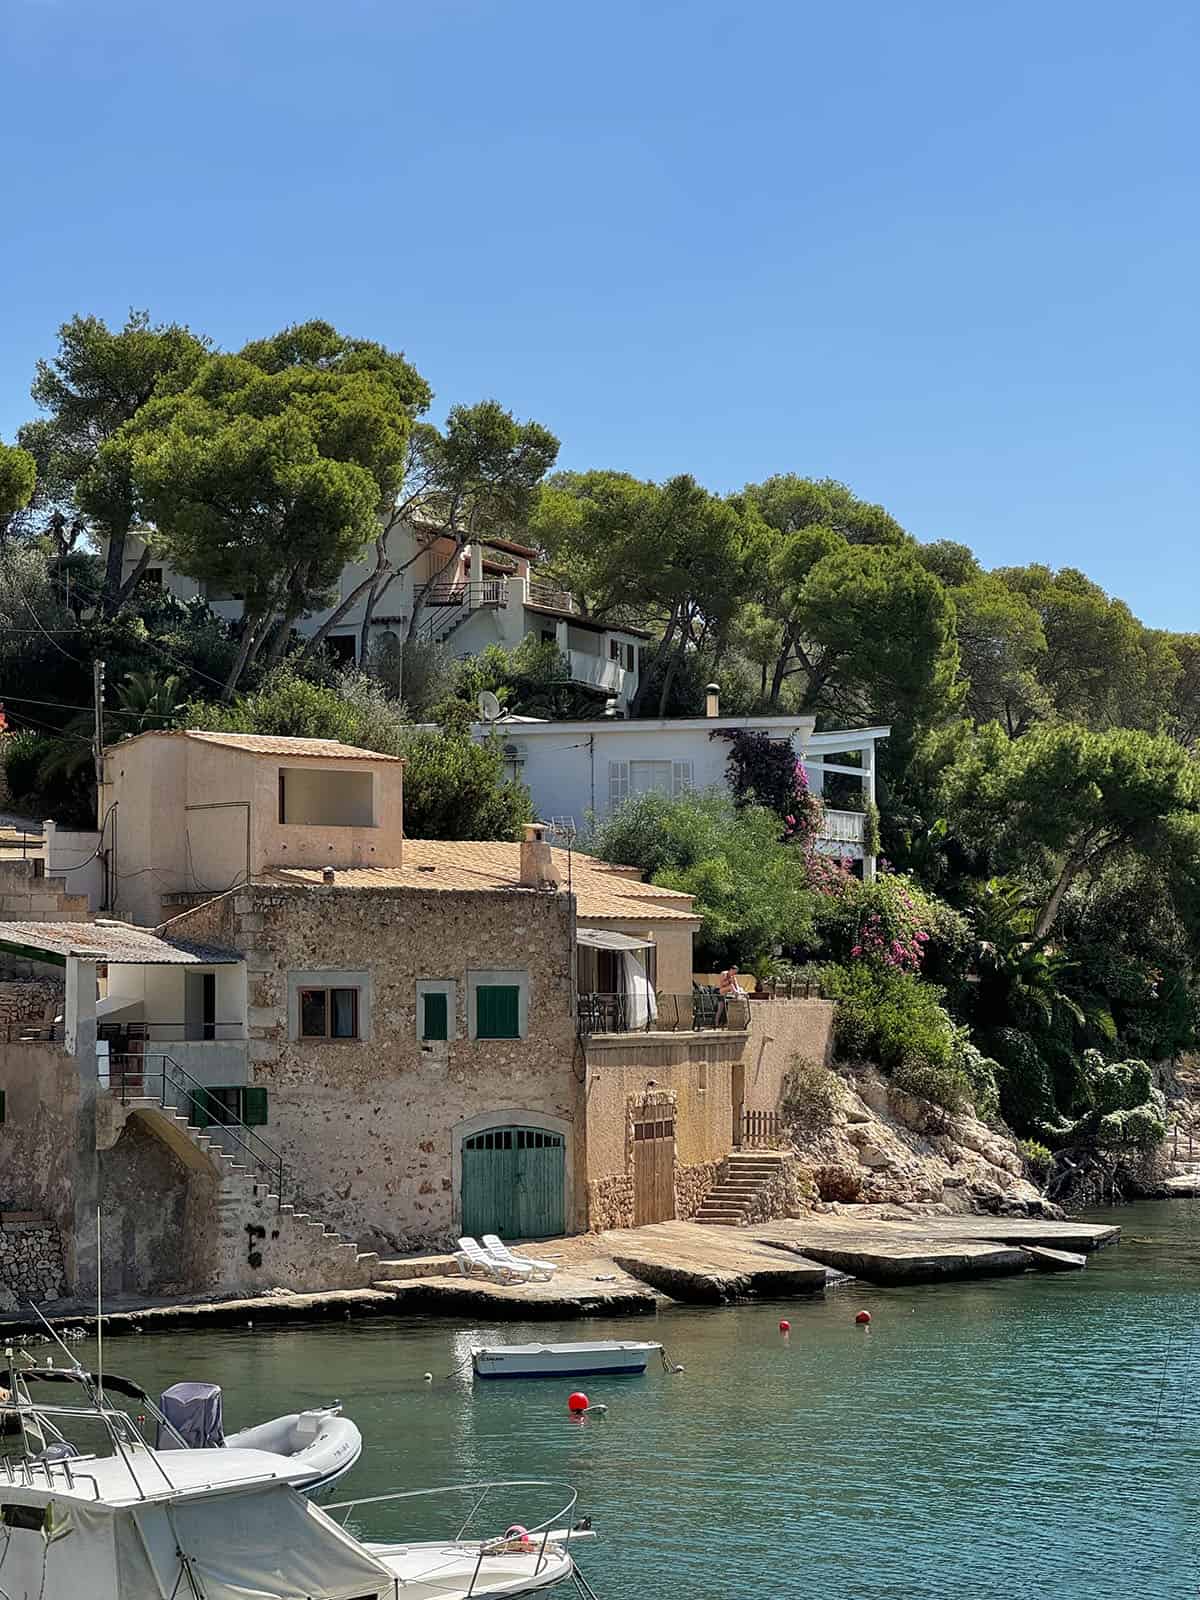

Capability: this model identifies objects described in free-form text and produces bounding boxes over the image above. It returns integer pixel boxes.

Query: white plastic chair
[455,1237,534,1284]
[482,1234,558,1282]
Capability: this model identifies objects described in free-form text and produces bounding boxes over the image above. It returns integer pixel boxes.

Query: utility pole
[92,658,105,793]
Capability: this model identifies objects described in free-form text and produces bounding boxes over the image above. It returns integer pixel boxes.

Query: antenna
[477,690,502,724]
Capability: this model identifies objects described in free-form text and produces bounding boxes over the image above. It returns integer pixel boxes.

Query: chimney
[520,822,560,889]
[705,682,720,718]
[322,866,335,885]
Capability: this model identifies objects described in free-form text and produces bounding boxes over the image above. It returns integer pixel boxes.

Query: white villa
[475,707,889,879]
[117,524,650,711]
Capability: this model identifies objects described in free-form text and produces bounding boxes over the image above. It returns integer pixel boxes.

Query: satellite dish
[478,690,502,723]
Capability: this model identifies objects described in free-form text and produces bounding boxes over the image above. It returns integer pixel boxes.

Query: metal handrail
[415,581,509,645]
[98,1021,245,1042]
[326,1479,580,1591]
[106,1052,290,1207]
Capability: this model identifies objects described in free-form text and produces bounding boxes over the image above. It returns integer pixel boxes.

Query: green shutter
[0,1089,6,1125]
[422,991,448,1041]
[189,1090,212,1129]
[241,1086,269,1126]
[476,984,520,1039]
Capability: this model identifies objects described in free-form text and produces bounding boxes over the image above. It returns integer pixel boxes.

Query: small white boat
[224,1404,362,1495]
[473,1339,662,1378]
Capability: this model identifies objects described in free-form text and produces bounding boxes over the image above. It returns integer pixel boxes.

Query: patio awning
[576,927,654,951]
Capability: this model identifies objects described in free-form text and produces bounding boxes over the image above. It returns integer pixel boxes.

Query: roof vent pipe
[322,866,335,884]
[705,683,720,718]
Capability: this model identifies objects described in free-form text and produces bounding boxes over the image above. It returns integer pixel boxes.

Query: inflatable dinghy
[159,1381,362,1496]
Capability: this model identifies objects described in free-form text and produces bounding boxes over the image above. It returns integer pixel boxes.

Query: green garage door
[461,1126,566,1240]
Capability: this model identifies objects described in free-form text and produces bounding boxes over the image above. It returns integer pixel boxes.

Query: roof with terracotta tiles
[266,839,699,923]
[104,730,403,762]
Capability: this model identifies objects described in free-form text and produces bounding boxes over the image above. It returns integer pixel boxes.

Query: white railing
[567,650,628,693]
[819,807,866,844]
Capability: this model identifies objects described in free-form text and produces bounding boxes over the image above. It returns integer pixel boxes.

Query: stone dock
[2,1209,1120,1336]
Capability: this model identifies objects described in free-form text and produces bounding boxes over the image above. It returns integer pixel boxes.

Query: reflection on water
[48,1202,1200,1599]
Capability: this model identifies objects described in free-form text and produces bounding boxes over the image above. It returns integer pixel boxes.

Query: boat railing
[325,1479,580,1592]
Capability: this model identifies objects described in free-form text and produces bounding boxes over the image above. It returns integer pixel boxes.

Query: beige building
[98,730,405,928]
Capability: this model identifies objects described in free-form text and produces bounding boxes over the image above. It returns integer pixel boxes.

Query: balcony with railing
[815,807,866,854]
[577,991,750,1036]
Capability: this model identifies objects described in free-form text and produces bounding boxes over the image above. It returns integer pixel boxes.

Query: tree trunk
[111,546,152,614]
[100,521,132,616]
[359,570,398,664]
[222,617,262,699]
[631,606,679,717]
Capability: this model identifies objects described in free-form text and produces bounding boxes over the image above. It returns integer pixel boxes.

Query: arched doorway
[459,1123,567,1240]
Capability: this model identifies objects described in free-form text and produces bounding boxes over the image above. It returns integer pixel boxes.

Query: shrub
[816,872,966,975]
[1018,1138,1053,1179]
[781,1057,842,1132]
[952,1030,1001,1123]
[892,1059,972,1114]
[591,790,820,968]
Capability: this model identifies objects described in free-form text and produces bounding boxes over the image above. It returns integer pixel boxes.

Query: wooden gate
[461,1126,566,1240]
[632,1109,676,1226]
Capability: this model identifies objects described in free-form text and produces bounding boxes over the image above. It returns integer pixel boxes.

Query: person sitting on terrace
[719,965,747,998]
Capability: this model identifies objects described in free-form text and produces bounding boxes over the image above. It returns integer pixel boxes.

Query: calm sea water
[65,1202,1200,1600]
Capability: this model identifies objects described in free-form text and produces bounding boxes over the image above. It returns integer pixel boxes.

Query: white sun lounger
[454,1236,535,1284]
[482,1234,559,1282]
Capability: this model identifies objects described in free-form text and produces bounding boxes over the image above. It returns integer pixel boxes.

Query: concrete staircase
[694,1151,789,1226]
[0,858,91,922]
[118,1094,381,1290]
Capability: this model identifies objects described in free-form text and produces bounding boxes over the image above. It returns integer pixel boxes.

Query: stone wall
[0,1043,81,1250]
[740,999,835,1113]
[0,980,62,1028]
[0,1223,66,1309]
[166,882,582,1252]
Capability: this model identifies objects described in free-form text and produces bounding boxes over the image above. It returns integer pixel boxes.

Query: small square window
[476,984,520,1039]
[299,987,359,1039]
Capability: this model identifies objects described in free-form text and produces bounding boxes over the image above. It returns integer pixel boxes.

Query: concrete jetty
[0,1210,1120,1336]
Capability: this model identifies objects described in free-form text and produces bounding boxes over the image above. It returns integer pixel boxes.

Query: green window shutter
[241,1086,269,1127]
[0,1089,6,1124]
[189,1090,211,1129]
[422,991,448,1041]
[477,984,520,1039]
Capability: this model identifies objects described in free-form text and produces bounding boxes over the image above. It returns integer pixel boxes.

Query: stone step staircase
[120,1095,380,1288]
[694,1151,789,1226]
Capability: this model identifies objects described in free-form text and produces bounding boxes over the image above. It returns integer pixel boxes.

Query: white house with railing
[473,704,889,879]
[111,524,648,711]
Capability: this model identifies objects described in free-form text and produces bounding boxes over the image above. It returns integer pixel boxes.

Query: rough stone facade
[166,882,582,1251]
[0,980,62,1029]
[0,1223,66,1309]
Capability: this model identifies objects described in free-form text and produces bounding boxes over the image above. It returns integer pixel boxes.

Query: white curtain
[621,950,657,1029]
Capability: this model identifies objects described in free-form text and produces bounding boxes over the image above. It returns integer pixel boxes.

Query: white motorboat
[0,1364,592,1598]
[473,1339,662,1378]
[6,1367,362,1498]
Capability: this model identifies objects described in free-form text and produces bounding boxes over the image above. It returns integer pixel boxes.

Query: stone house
[0,729,836,1302]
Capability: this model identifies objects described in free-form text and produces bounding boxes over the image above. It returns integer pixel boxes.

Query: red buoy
[567,1391,589,1413]
[855,1310,871,1325]
[778,1319,790,1333]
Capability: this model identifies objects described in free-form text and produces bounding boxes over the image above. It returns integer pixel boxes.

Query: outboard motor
[157,1381,225,1449]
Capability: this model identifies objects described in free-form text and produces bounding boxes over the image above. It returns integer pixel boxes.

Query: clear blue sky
[5,1,1198,627]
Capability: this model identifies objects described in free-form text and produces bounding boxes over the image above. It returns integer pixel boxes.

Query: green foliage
[1039,1049,1168,1151]
[590,790,818,968]
[1018,1138,1053,1179]
[398,729,531,840]
[0,440,36,522]
[816,871,967,974]
[188,667,408,752]
[822,962,971,1105]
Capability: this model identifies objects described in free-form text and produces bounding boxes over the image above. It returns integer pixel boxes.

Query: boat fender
[505,1525,533,1552]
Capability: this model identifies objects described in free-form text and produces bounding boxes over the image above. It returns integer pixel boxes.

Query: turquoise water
[67,1203,1200,1598]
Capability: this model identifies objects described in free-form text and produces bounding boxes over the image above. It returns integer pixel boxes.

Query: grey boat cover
[157,1381,224,1449]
